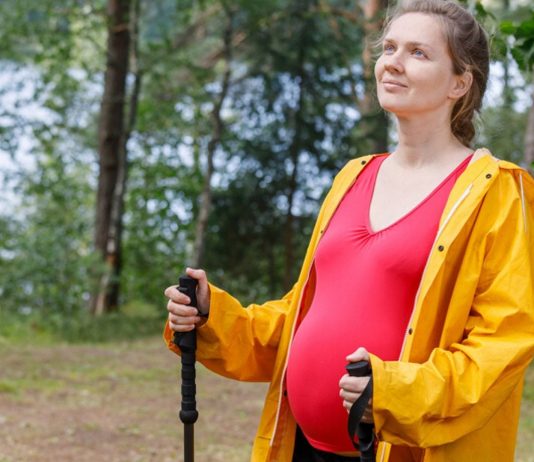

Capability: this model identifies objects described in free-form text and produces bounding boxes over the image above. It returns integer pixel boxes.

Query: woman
[164,1,534,461]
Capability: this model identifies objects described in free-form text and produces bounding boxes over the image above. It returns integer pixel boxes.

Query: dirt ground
[0,337,268,462]
[1,337,534,462]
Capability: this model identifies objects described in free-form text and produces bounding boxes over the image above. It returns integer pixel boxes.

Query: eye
[413,48,427,58]
[383,43,395,54]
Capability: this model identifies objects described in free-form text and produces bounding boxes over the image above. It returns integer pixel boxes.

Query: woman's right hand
[164,267,211,332]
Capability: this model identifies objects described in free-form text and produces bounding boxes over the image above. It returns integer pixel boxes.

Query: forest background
[0,0,533,460]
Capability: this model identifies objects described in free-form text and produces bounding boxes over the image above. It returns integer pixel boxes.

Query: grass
[517,365,534,462]
[0,305,166,345]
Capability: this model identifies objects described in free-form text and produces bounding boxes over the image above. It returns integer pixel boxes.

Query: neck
[392,111,471,168]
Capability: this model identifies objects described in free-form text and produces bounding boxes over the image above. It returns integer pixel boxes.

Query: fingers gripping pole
[174,276,199,462]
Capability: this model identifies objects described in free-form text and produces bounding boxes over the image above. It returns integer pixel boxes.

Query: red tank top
[286,153,472,453]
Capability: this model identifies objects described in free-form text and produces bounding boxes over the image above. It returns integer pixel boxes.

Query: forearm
[164,283,294,382]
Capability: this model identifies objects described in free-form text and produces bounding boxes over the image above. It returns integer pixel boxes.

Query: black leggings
[292,426,360,462]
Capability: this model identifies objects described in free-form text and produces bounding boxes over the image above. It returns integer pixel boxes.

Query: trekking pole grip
[346,360,375,462]
[346,361,371,378]
[174,276,199,426]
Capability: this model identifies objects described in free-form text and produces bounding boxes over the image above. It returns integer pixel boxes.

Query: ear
[449,70,473,100]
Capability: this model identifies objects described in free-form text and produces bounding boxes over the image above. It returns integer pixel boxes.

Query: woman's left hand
[339,347,374,423]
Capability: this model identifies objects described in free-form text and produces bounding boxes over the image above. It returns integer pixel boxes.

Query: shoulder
[473,149,534,238]
[334,153,388,183]
[478,149,534,204]
[316,154,387,218]
[325,153,388,199]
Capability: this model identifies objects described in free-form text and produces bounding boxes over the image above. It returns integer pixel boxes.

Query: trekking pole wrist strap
[347,375,374,451]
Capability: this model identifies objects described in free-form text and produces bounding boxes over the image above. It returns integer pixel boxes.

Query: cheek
[374,58,383,81]
[374,59,387,98]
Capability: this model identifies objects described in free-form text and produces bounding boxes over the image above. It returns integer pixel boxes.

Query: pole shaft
[175,276,199,462]
[184,424,194,462]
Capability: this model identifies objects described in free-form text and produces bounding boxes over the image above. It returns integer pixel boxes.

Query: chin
[377,94,401,112]
[377,97,425,118]
[377,100,406,116]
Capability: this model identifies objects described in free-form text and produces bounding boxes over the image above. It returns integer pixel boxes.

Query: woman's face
[374,13,467,120]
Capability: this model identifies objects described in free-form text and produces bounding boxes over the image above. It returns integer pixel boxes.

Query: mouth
[382,80,407,88]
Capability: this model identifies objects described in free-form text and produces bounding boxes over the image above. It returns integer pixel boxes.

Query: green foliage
[120,140,194,304]
[477,106,527,163]
[470,1,531,161]
[0,307,164,344]
[121,0,365,302]
[0,0,105,318]
[50,312,165,343]
[500,10,534,72]
[200,0,364,297]
[1,0,531,328]
[0,149,98,316]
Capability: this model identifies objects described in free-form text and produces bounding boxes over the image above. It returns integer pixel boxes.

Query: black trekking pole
[346,361,375,462]
[174,276,199,462]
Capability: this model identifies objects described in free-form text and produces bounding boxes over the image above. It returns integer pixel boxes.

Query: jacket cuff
[195,283,229,343]
[368,353,390,440]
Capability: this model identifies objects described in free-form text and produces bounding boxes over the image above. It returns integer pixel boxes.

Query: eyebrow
[383,38,434,52]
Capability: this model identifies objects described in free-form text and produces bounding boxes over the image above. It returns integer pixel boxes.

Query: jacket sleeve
[163,284,296,382]
[370,172,534,447]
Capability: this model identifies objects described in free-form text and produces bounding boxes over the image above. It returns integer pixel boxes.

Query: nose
[382,51,404,74]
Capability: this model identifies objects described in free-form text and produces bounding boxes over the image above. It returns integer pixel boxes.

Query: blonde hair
[381,0,490,146]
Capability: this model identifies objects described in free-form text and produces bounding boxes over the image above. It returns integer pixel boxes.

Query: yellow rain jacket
[164,149,534,462]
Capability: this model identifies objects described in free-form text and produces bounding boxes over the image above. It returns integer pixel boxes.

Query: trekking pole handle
[346,360,371,378]
[346,360,375,462]
[174,275,199,425]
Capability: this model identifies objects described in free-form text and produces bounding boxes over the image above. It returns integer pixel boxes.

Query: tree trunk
[106,0,142,310]
[191,10,234,268]
[91,0,132,315]
[359,0,389,154]
[524,86,534,176]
